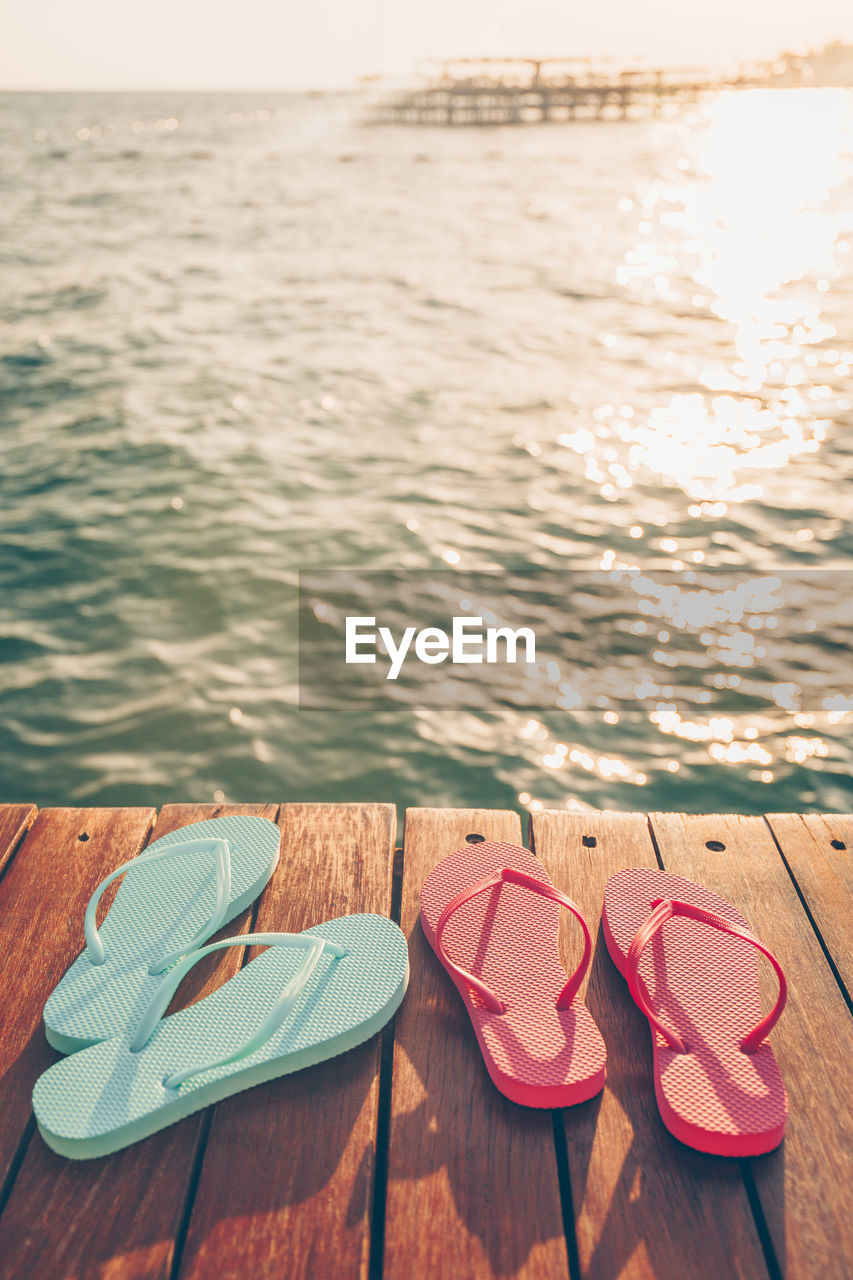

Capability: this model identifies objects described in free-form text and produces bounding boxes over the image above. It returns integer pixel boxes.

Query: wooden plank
[530,810,769,1280]
[178,802,397,1280]
[765,813,853,1000]
[0,805,155,1192]
[650,813,853,1280]
[383,807,570,1280]
[0,804,37,879]
[0,802,278,1280]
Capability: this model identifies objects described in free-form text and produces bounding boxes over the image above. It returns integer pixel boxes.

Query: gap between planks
[382,807,574,1280]
[649,812,853,1280]
[174,802,397,1280]
[529,810,771,1280]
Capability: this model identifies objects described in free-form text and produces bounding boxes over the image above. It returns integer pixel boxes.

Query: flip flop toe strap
[129,932,348,1089]
[434,866,592,1014]
[626,898,788,1054]
[84,837,233,975]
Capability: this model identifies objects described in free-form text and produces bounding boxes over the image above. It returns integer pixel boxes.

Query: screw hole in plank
[831,839,846,851]
[465,833,485,844]
[582,835,597,848]
[78,833,89,842]
[705,840,725,852]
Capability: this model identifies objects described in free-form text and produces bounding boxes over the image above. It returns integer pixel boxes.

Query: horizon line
[1,38,849,96]
[0,84,360,94]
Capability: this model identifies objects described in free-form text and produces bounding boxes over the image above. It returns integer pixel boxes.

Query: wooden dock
[365,58,710,125]
[0,802,850,1279]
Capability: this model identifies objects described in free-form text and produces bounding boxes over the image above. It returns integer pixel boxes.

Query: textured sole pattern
[603,867,787,1156]
[420,840,606,1108]
[44,816,282,1051]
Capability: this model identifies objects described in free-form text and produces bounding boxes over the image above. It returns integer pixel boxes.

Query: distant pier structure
[365,58,712,125]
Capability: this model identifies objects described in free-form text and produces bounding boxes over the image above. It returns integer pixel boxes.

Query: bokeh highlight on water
[1,88,852,814]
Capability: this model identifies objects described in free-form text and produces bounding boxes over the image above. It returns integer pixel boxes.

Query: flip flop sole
[44,816,282,1053]
[420,840,606,1108]
[34,914,408,1159]
[602,867,787,1156]
[435,956,607,1108]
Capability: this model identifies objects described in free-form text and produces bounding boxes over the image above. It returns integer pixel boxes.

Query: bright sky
[2,0,852,89]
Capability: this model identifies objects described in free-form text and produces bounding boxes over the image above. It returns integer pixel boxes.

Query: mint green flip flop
[34,914,408,1159]
[44,816,281,1054]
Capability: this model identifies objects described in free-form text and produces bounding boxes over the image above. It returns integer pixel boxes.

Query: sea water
[1,88,852,812]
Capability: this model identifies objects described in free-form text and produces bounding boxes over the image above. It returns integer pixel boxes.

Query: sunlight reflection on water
[569,90,853,510]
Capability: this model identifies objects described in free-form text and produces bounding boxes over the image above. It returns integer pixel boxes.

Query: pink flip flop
[602,867,788,1156]
[420,840,606,1108]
